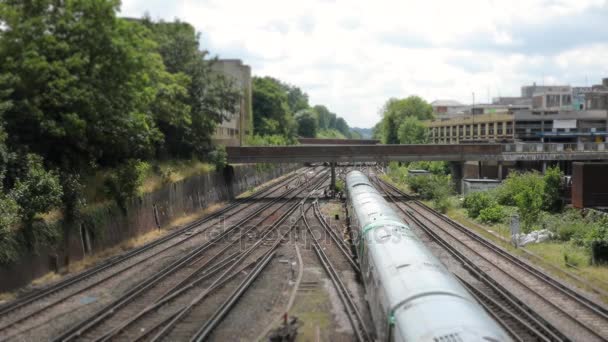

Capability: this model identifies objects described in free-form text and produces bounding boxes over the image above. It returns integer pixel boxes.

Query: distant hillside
[351,127,373,139]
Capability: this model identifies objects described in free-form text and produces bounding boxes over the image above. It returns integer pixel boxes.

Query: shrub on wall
[105,159,150,211]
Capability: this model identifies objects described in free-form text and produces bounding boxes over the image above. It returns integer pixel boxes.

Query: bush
[105,159,150,210]
[463,191,495,218]
[543,166,563,212]
[478,205,504,224]
[209,145,227,170]
[60,172,85,221]
[0,195,21,264]
[10,154,63,223]
[335,179,345,193]
[407,161,449,175]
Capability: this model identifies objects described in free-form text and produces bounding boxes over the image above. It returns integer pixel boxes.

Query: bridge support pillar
[450,161,464,194]
[497,161,503,180]
[330,162,336,191]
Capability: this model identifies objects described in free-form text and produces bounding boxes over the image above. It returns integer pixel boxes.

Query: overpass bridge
[227,143,608,163]
[227,142,608,191]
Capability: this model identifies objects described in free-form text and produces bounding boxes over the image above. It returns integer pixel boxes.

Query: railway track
[132,171,330,341]
[0,168,315,341]
[303,200,372,342]
[374,176,608,341]
[48,169,329,342]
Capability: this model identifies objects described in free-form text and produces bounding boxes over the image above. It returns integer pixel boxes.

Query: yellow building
[426,113,515,143]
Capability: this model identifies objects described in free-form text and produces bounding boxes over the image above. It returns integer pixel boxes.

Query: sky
[120,0,608,128]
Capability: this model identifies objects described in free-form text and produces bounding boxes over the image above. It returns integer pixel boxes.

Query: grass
[83,159,216,204]
[316,129,347,139]
[141,160,215,194]
[383,173,608,303]
[444,198,608,303]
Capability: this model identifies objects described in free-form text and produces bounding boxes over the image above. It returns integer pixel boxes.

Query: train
[345,171,511,341]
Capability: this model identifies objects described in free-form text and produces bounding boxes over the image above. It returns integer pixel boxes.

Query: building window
[547,94,560,107]
[562,94,572,106]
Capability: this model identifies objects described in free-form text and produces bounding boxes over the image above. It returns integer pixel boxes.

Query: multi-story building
[427,113,515,144]
[583,78,608,111]
[521,83,571,98]
[211,59,252,146]
[428,78,608,144]
[431,99,466,118]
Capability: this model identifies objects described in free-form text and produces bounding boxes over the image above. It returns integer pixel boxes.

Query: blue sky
[121,0,608,128]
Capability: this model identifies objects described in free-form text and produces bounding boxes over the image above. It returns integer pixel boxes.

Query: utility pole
[472,92,475,140]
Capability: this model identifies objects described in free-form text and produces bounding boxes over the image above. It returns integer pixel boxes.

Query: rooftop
[431,99,465,107]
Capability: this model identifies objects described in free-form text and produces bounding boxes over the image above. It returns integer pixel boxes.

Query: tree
[335,117,351,138]
[314,105,340,131]
[295,109,318,137]
[283,84,309,113]
[143,19,240,157]
[252,77,295,138]
[543,165,563,212]
[398,117,428,144]
[0,0,177,167]
[378,96,433,144]
[512,174,545,232]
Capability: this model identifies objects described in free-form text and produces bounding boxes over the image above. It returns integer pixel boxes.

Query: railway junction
[0,156,607,340]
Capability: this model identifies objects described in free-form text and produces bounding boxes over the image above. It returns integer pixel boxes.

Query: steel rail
[49,170,326,342]
[375,178,565,341]
[0,167,305,324]
[311,201,360,273]
[189,245,277,341]
[375,177,602,341]
[303,204,372,342]
[455,274,551,342]
[148,175,329,341]
[382,177,608,320]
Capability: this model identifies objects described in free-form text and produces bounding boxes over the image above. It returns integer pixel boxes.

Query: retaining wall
[0,163,299,292]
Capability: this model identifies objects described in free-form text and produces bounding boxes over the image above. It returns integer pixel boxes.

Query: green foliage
[406,174,452,201]
[335,179,345,193]
[398,116,428,144]
[104,160,150,210]
[317,129,347,139]
[543,165,563,212]
[0,194,20,264]
[10,155,63,223]
[314,105,336,130]
[60,172,85,221]
[252,77,295,137]
[0,1,170,167]
[378,96,433,144]
[282,84,309,113]
[407,161,449,175]
[247,134,296,146]
[143,19,240,157]
[511,174,545,232]
[463,191,496,218]
[295,109,318,137]
[209,145,227,171]
[478,205,504,224]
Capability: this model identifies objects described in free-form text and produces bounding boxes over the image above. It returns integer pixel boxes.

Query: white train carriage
[346,171,510,342]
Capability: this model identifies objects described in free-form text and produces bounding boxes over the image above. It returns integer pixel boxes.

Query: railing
[503,143,607,153]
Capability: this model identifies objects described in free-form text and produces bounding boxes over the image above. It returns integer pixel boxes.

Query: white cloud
[121,0,608,127]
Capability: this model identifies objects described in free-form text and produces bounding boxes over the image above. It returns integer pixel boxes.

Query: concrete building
[211,59,252,146]
[513,109,608,142]
[521,83,571,98]
[492,96,533,107]
[583,78,608,111]
[427,113,515,144]
[431,99,465,118]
